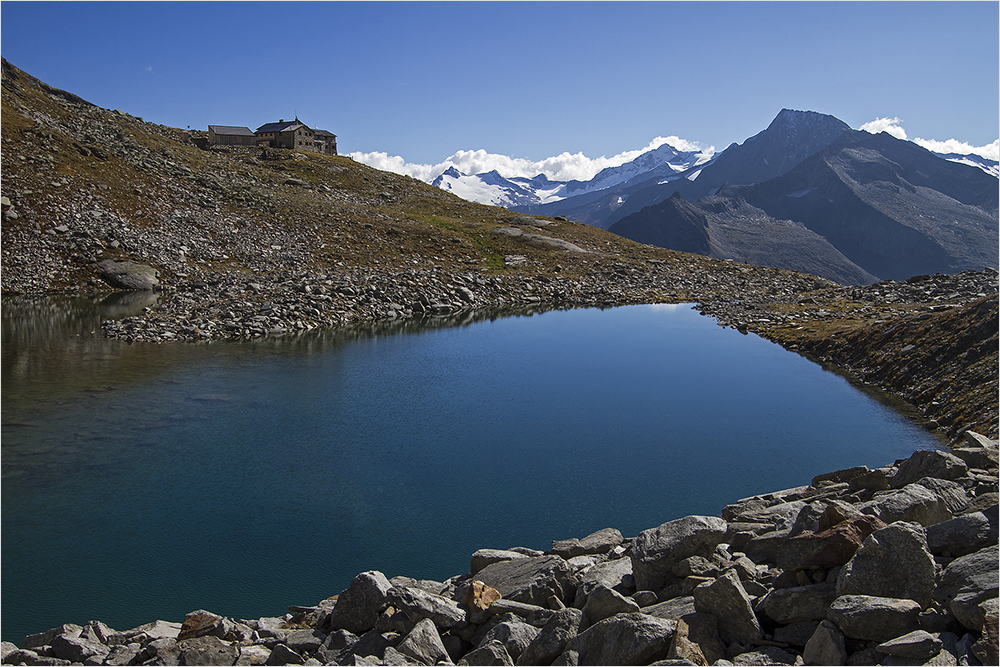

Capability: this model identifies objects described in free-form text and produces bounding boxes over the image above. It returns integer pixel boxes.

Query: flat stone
[387,585,467,629]
[926,511,997,557]
[551,528,623,558]
[762,582,838,624]
[97,259,159,290]
[474,555,578,608]
[472,550,527,575]
[876,629,943,660]
[827,595,921,642]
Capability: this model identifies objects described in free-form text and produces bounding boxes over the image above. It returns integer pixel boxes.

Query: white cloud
[348,135,712,184]
[860,117,998,161]
[860,117,908,140]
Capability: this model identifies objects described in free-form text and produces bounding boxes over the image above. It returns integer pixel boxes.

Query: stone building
[254,119,337,155]
[207,125,256,146]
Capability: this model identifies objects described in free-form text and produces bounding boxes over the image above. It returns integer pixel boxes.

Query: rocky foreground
[3,434,998,666]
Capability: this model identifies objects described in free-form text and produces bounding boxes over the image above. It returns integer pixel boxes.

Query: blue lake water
[1,296,943,643]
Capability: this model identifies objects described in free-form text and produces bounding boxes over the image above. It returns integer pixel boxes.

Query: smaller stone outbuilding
[207,125,255,146]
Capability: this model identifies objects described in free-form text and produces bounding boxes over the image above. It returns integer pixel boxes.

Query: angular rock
[667,613,726,666]
[630,515,728,593]
[730,646,798,665]
[575,557,632,596]
[926,511,997,557]
[643,596,697,622]
[915,477,971,514]
[848,467,892,492]
[460,639,514,666]
[104,643,143,666]
[326,571,394,635]
[861,484,953,526]
[934,544,999,631]
[812,466,870,487]
[876,629,943,660]
[177,609,226,640]
[176,636,239,665]
[471,550,527,575]
[396,618,450,665]
[388,585,467,629]
[692,569,762,646]
[551,528,623,559]
[478,619,538,663]
[516,608,584,666]
[580,584,640,625]
[972,598,999,665]
[560,613,676,665]
[891,450,969,488]
[265,642,304,665]
[284,628,326,655]
[475,555,578,608]
[23,624,83,650]
[235,645,273,666]
[777,515,886,570]
[762,583,838,624]
[835,521,936,607]
[827,595,921,642]
[98,259,159,290]
[773,620,820,647]
[464,580,503,613]
[50,634,110,663]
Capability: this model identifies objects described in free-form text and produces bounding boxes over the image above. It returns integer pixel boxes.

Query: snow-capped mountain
[430,142,712,210]
[934,152,1000,178]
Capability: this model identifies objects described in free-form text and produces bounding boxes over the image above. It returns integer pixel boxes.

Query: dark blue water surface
[2,297,942,643]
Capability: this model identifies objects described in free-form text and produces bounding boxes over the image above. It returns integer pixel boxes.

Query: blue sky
[2,1,997,180]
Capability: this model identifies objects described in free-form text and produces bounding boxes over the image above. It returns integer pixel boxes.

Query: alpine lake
[0,292,946,644]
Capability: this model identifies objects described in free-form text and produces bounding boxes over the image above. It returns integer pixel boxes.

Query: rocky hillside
[3,434,997,666]
[1,58,997,441]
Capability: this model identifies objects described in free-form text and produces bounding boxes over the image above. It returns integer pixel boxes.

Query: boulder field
[3,433,997,666]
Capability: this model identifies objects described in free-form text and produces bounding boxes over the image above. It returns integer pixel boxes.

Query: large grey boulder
[891,450,969,488]
[926,511,997,557]
[516,608,584,666]
[176,636,240,666]
[580,584,640,625]
[477,619,538,663]
[915,477,971,514]
[875,629,943,661]
[860,484,953,526]
[387,585,467,630]
[692,569,762,646]
[559,613,676,665]
[934,544,999,632]
[802,620,846,666]
[762,583,838,625]
[642,596,697,621]
[835,522,936,607]
[575,556,632,596]
[326,571,394,634]
[50,633,110,663]
[551,528,623,559]
[396,618,451,665]
[630,515,728,593]
[98,259,159,290]
[475,556,578,608]
[460,639,514,666]
[827,595,921,642]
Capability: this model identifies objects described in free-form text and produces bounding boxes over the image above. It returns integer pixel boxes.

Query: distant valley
[428,109,999,285]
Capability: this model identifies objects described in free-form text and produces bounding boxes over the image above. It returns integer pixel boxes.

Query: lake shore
[3,431,996,666]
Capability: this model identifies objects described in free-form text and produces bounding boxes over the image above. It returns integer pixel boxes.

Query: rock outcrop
[5,435,996,666]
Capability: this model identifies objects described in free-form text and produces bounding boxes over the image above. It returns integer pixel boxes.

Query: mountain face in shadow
[609,121,998,285]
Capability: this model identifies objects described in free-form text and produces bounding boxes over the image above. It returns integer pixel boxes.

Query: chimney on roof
[279,119,283,123]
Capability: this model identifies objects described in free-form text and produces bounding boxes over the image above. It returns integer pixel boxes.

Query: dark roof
[314,129,337,139]
[208,125,254,136]
[255,120,308,134]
